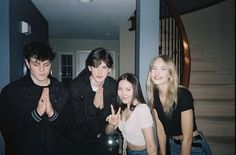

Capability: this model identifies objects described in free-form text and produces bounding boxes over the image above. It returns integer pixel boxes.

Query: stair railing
[159,0,191,88]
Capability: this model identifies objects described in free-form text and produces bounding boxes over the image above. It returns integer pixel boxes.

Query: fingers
[106,115,111,122]
[116,107,121,116]
[38,88,53,117]
[110,105,115,115]
[110,105,121,116]
[40,88,49,101]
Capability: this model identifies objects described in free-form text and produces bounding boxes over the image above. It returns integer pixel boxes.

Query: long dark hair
[117,73,145,111]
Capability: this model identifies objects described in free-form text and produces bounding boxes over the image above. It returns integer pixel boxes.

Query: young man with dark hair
[0,42,68,155]
[65,47,118,155]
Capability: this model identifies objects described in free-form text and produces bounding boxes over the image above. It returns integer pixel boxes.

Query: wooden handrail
[160,0,191,88]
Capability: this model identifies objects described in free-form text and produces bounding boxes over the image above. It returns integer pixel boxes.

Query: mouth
[96,76,104,79]
[120,97,129,101]
[39,74,46,77]
[153,76,161,80]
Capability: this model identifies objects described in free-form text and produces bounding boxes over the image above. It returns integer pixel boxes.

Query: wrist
[48,110,58,121]
[109,123,117,129]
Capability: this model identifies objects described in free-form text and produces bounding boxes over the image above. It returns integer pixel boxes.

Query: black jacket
[0,73,69,155]
[66,69,117,144]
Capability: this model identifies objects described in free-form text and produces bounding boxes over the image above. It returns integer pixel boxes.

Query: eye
[161,67,167,71]
[151,67,158,72]
[103,66,108,70]
[44,63,51,67]
[126,88,131,91]
[33,63,39,66]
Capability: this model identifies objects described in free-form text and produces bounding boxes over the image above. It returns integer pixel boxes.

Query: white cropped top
[118,104,154,146]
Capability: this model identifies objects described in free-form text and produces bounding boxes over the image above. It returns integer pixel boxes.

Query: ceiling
[31,0,136,40]
[31,0,225,40]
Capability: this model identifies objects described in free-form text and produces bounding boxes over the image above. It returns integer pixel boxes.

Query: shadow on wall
[0,131,4,155]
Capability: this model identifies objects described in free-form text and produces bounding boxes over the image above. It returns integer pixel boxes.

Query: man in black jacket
[0,42,68,155]
[65,47,118,155]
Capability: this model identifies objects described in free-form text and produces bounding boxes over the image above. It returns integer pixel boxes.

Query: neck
[90,76,102,90]
[32,78,50,87]
[157,83,168,94]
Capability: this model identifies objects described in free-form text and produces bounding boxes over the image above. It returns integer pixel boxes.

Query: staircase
[189,45,235,155]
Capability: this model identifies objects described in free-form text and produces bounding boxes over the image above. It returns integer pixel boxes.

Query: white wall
[182,0,235,78]
[119,22,135,75]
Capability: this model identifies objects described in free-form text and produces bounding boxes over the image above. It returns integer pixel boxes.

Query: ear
[108,68,111,73]
[25,59,30,69]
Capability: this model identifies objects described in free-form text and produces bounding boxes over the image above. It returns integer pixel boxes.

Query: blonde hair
[146,55,179,116]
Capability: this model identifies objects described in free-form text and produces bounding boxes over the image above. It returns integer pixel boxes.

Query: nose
[39,65,45,72]
[153,68,160,75]
[97,67,103,74]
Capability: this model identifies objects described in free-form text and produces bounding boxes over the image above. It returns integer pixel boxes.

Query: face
[88,61,111,84]
[25,58,51,85]
[118,79,133,104]
[150,58,170,86]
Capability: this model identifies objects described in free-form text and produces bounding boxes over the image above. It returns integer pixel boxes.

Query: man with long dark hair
[65,47,118,155]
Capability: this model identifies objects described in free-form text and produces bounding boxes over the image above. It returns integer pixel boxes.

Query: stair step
[196,117,235,137]
[191,60,219,71]
[191,59,219,71]
[194,100,235,117]
[206,135,235,145]
[207,137,235,155]
[190,71,234,84]
[191,51,205,60]
[189,85,235,100]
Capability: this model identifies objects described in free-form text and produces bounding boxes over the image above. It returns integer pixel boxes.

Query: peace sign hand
[106,105,121,126]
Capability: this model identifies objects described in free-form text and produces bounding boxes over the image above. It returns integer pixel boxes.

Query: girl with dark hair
[106,73,157,155]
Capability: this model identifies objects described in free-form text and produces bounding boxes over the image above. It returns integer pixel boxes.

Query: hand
[44,88,54,117]
[93,84,104,109]
[106,105,121,126]
[36,88,54,117]
[37,88,47,116]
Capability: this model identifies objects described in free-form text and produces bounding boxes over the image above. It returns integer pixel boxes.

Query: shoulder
[71,72,88,87]
[1,77,26,94]
[105,76,116,85]
[135,104,151,113]
[50,76,62,86]
[178,86,193,98]
[103,76,117,93]
[177,86,194,110]
[135,104,153,125]
[106,76,116,82]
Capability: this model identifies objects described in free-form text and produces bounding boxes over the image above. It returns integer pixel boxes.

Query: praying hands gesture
[37,88,54,117]
[105,105,121,134]
[93,84,104,109]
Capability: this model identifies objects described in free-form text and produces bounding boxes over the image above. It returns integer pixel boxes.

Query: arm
[153,109,166,155]
[181,109,193,155]
[142,126,157,155]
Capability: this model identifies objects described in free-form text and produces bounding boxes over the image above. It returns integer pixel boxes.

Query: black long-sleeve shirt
[0,74,69,155]
[65,69,117,152]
